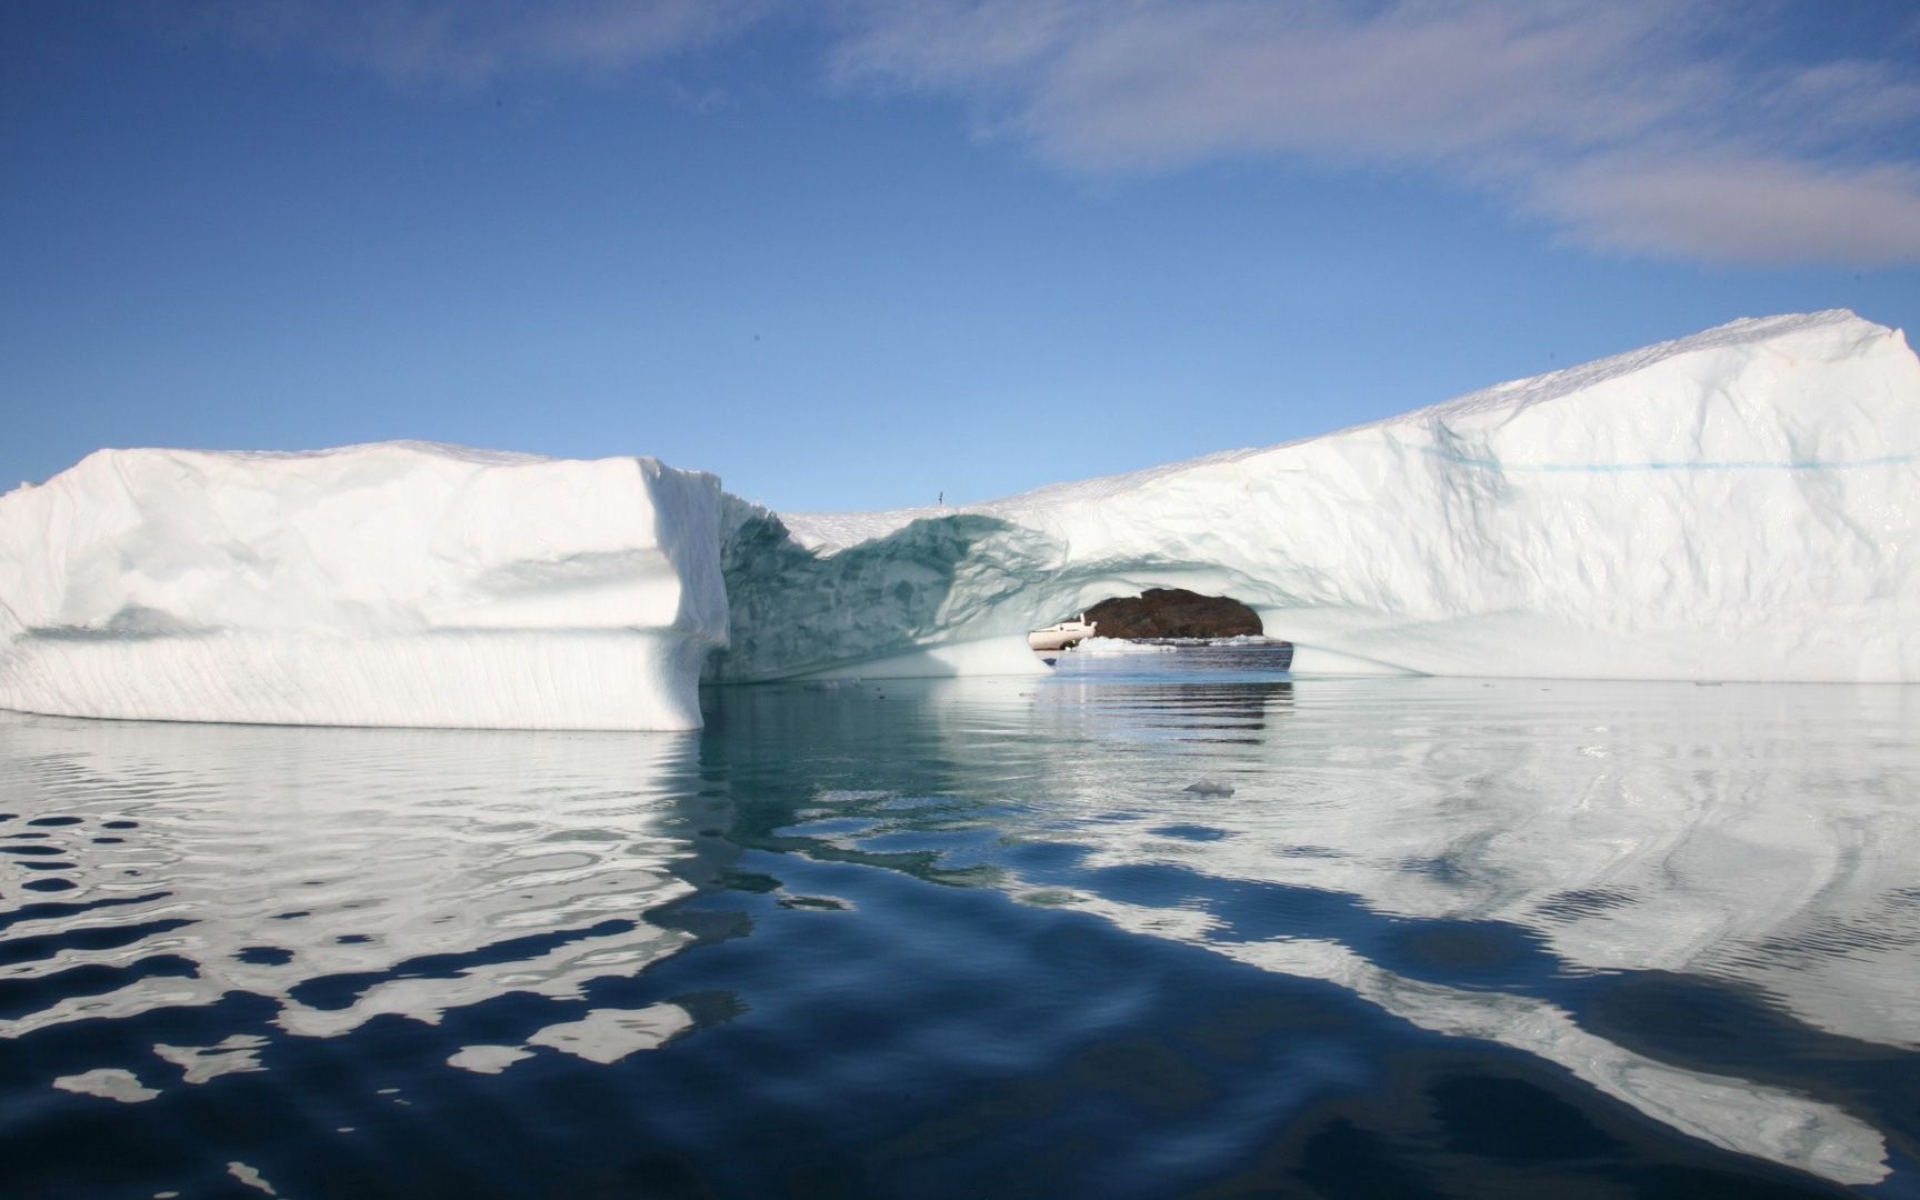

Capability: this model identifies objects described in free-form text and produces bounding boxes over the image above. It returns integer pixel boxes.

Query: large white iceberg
[716,309,1919,683]
[0,443,727,730]
[1,310,1915,731]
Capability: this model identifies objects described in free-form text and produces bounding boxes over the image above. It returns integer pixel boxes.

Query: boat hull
[1027,622,1095,652]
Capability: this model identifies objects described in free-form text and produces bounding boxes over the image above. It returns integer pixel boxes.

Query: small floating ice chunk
[227,1162,278,1195]
[526,1004,693,1064]
[53,1068,159,1103]
[154,1035,267,1084]
[1182,780,1236,797]
[447,1045,535,1075]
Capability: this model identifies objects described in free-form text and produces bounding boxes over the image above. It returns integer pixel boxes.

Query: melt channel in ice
[715,309,1919,683]
[0,442,727,731]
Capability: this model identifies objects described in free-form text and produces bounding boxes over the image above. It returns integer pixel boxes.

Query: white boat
[1028,615,1097,652]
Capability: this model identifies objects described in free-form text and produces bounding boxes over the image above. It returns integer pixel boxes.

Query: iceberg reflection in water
[1,660,1916,1198]
[0,720,711,1082]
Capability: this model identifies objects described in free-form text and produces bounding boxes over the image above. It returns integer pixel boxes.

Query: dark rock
[1081,588,1262,640]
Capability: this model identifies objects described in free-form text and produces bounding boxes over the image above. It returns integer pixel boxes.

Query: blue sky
[4,0,1918,512]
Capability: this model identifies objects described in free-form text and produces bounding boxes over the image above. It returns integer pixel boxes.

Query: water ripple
[2,670,1915,1198]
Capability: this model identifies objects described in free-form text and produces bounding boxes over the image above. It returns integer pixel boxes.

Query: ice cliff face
[716,309,1920,683]
[0,443,727,730]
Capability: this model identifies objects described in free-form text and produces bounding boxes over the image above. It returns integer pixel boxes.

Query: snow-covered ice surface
[0,442,727,730]
[719,310,1919,683]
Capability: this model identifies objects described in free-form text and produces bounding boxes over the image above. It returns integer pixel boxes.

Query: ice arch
[726,310,1920,683]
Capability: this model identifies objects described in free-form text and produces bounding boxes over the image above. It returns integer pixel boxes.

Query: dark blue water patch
[0,843,67,856]
[286,919,638,1011]
[0,954,199,1022]
[461,854,1390,1198]
[998,839,1092,873]
[1073,862,1217,910]
[1427,1072,1628,1161]
[21,878,76,892]
[719,868,782,894]
[2,1008,358,1199]
[0,849,1884,1200]
[101,820,137,829]
[1209,1049,1864,1200]
[1565,969,1920,1172]
[236,946,295,966]
[18,860,77,872]
[25,816,82,827]
[1381,920,1564,986]
[1537,886,1638,922]
[1040,857,1572,997]
[1149,823,1230,841]
[0,917,195,968]
[0,891,169,934]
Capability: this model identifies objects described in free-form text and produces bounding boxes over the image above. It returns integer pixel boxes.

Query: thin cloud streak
[830,0,1920,265]
[1536,156,1920,265]
[839,0,1692,169]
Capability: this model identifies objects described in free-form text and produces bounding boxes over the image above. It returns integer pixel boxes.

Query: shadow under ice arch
[708,501,1362,682]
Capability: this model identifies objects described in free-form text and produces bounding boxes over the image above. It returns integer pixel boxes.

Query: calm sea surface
[2,649,1916,1199]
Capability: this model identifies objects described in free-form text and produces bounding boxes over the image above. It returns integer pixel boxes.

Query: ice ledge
[0,631,713,731]
[0,443,728,731]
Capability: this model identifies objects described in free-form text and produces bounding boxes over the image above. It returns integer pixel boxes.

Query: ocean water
[1,651,1916,1199]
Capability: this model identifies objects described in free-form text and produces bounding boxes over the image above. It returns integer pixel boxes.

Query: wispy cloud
[834,0,1690,167]
[1535,156,1920,264]
[158,0,1920,264]
[829,0,1920,264]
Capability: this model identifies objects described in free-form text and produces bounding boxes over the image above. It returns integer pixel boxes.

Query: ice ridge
[724,308,1919,683]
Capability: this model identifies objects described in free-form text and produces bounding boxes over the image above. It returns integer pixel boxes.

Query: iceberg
[0,309,1914,731]
[0,442,727,730]
[716,309,1920,683]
